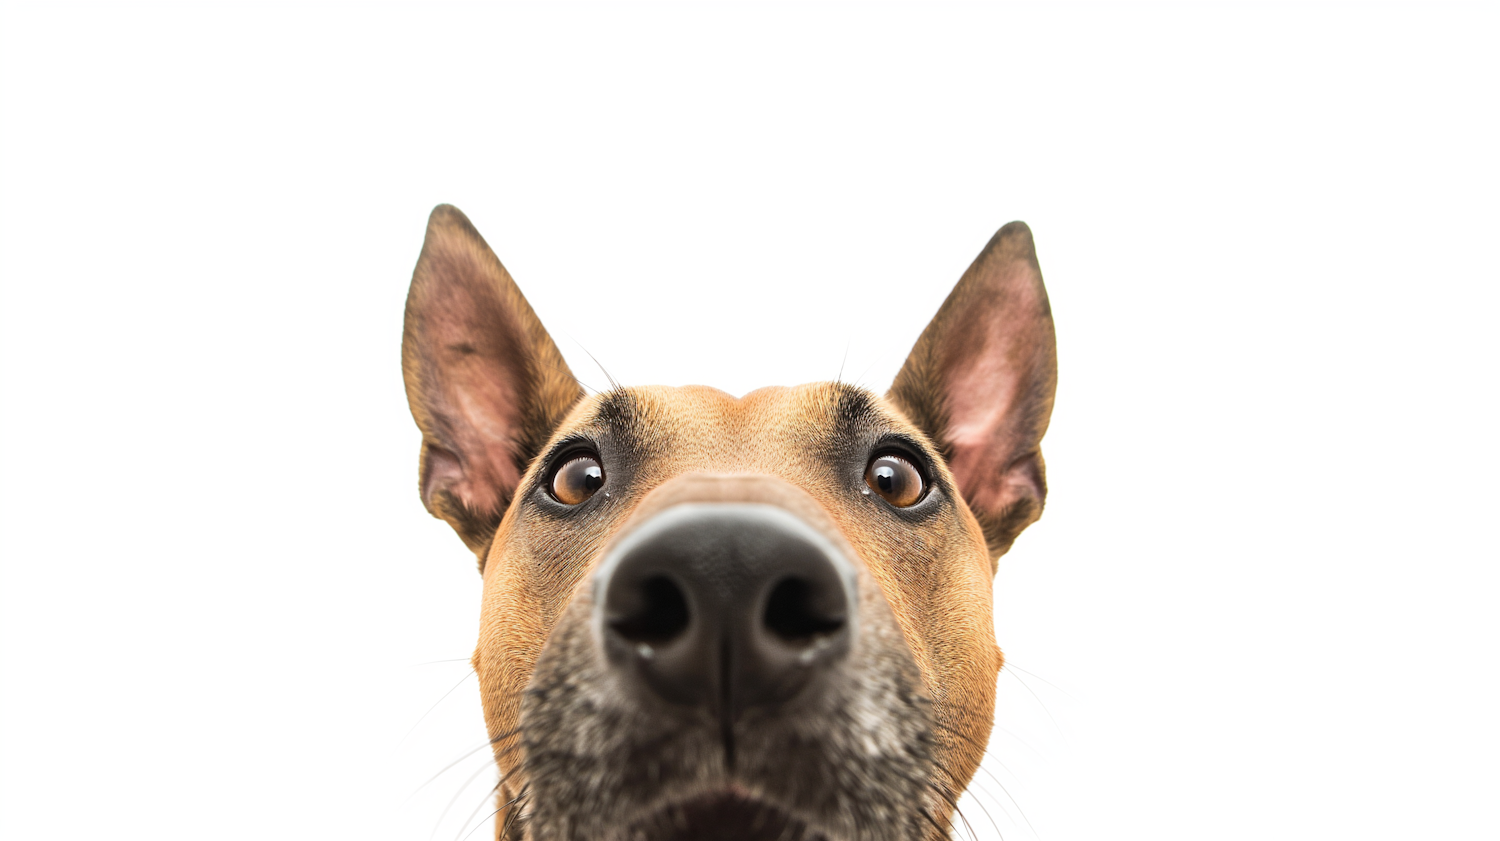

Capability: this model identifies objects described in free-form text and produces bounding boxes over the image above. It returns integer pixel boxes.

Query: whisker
[1005,668,1062,736]
[918,805,956,840]
[923,717,1040,837]
[575,339,620,391]
[972,762,1037,838]
[458,807,501,841]
[850,359,879,391]
[497,784,531,841]
[408,726,522,800]
[399,669,477,747]
[953,773,1013,840]
[1004,662,1074,701]
[453,779,518,841]
[431,768,498,841]
[928,713,1042,760]
[880,759,978,841]
[987,724,1044,760]
[927,773,986,841]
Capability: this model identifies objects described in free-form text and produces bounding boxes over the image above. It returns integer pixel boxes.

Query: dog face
[402,206,1056,841]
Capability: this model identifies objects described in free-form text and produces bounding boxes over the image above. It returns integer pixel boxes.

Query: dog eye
[864,454,924,508]
[551,454,605,505]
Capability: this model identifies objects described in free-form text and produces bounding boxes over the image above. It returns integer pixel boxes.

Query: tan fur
[401,206,1057,840]
[476,387,999,822]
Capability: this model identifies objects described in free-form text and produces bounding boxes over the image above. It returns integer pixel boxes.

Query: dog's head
[402,205,1056,841]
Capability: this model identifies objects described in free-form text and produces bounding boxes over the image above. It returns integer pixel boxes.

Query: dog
[401,204,1057,841]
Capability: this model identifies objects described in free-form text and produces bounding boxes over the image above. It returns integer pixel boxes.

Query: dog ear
[402,205,583,557]
[888,222,1058,561]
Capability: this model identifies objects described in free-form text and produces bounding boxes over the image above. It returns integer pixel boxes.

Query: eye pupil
[551,454,605,505]
[864,454,924,508]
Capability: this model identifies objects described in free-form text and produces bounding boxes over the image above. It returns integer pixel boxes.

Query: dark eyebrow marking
[824,381,949,469]
[829,383,880,437]
[593,387,645,431]
[524,387,648,501]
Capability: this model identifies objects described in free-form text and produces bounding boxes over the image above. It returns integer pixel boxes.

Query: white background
[2,3,1496,840]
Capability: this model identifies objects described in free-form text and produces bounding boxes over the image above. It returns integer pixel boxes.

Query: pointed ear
[888,222,1058,561]
[402,205,583,556]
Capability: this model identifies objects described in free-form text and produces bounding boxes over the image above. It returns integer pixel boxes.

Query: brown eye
[864,454,925,508]
[551,454,605,505]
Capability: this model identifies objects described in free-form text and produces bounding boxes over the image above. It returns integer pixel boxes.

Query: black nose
[595,502,857,718]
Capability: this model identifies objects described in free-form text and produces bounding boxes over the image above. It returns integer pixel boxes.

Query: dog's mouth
[618,791,828,841]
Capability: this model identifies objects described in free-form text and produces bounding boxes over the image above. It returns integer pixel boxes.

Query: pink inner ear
[945,343,1026,515]
[939,269,1050,517]
[449,360,523,508]
[416,245,530,517]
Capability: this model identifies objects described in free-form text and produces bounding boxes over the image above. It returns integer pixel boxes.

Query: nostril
[609,575,691,644]
[762,578,845,643]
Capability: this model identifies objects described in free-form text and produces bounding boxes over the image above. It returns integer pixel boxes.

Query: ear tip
[420,204,495,263]
[426,203,479,237]
[987,220,1036,256]
[969,221,1042,283]
[429,203,468,221]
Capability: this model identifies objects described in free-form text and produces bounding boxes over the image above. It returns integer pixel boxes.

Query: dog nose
[595,503,856,716]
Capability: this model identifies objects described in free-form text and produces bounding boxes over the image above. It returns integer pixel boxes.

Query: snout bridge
[591,475,861,761]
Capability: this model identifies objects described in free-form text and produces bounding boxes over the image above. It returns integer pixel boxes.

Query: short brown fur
[401,205,1057,841]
